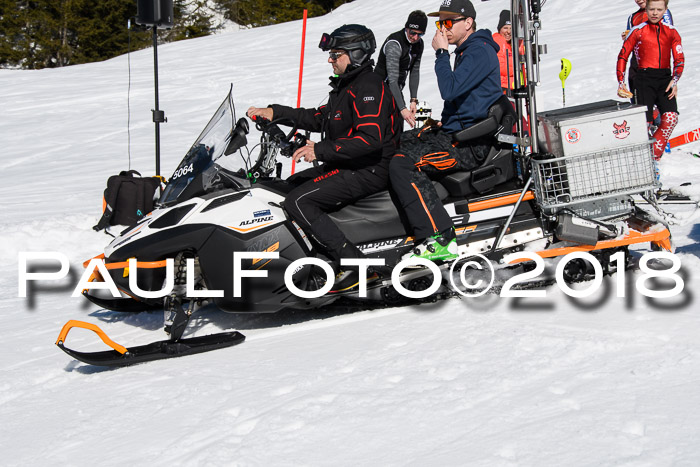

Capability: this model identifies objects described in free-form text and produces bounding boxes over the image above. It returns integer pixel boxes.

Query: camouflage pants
[389,126,487,239]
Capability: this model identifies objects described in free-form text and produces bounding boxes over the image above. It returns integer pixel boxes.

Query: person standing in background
[492,9,517,95]
[621,0,673,103]
[617,0,683,160]
[375,11,427,128]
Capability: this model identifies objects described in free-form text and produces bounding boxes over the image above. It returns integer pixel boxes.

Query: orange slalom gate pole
[291,9,308,175]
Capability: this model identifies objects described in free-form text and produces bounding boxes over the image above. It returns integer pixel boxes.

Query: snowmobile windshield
[160,90,250,205]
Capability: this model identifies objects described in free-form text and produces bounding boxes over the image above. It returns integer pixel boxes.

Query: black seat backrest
[453,94,516,143]
[440,95,518,198]
[494,94,517,137]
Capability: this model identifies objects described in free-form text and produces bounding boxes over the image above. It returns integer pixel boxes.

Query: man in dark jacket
[247,24,401,288]
[389,0,502,262]
[375,11,427,128]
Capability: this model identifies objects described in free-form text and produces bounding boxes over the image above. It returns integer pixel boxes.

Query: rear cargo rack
[531,141,659,212]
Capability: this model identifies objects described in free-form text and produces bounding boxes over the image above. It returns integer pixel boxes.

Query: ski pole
[559,58,571,107]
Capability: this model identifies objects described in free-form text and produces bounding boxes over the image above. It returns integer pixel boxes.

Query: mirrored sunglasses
[328,50,347,60]
[435,17,467,30]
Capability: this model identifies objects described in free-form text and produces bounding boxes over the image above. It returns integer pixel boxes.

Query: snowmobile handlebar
[250,116,306,158]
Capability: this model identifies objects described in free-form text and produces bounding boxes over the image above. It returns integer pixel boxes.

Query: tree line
[0,0,352,69]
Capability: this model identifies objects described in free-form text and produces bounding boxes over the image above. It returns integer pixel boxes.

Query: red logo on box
[565,128,581,144]
[613,120,631,139]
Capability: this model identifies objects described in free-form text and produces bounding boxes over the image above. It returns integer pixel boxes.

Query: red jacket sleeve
[671,29,685,82]
[617,28,640,83]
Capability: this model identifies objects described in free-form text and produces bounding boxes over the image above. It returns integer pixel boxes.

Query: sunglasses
[435,17,467,30]
[407,29,425,37]
[328,50,347,60]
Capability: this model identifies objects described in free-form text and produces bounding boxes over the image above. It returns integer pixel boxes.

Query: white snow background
[2,0,700,464]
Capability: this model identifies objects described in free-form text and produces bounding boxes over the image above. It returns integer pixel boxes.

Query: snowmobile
[56,0,673,367]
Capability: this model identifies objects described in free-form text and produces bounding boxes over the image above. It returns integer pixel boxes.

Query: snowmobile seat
[440,95,517,199]
[328,183,448,245]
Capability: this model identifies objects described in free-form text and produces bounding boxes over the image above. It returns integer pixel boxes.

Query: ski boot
[404,227,458,262]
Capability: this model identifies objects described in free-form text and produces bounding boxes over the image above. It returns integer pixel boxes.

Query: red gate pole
[291,9,308,175]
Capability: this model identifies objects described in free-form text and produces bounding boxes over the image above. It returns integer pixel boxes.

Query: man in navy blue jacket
[390,0,502,262]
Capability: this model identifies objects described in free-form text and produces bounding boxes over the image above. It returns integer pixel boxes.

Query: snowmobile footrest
[56,320,245,367]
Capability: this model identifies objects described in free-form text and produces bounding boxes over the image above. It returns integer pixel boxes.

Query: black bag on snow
[93,170,161,231]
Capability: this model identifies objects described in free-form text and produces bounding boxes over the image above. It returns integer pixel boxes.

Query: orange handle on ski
[56,320,128,355]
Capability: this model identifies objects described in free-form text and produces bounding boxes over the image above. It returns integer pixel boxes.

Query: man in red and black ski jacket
[269,61,400,173]
[617,0,684,160]
[247,24,401,273]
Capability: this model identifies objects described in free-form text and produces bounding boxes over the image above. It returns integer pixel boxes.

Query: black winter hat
[428,0,477,19]
[497,10,511,31]
[405,10,428,32]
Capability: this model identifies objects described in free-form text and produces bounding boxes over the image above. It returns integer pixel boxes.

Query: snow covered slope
[2,0,700,464]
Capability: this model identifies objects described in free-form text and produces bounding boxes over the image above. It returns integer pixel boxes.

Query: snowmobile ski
[56,320,245,367]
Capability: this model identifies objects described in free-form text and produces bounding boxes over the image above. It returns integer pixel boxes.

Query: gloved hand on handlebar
[246,106,273,121]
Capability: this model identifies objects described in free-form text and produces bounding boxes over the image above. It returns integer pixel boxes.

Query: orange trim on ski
[55,320,128,355]
[507,228,673,264]
[468,191,535,212]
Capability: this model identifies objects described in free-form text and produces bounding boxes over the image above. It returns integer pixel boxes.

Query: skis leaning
[669,127,700,148]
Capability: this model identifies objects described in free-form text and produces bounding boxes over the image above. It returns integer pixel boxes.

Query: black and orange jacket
[270,61,401,171]
[617,21,684,83]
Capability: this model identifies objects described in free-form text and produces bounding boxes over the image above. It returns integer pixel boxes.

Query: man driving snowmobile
[247,24,402,290]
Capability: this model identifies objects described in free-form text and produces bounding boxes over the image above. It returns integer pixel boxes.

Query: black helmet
[319,24,376,68]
